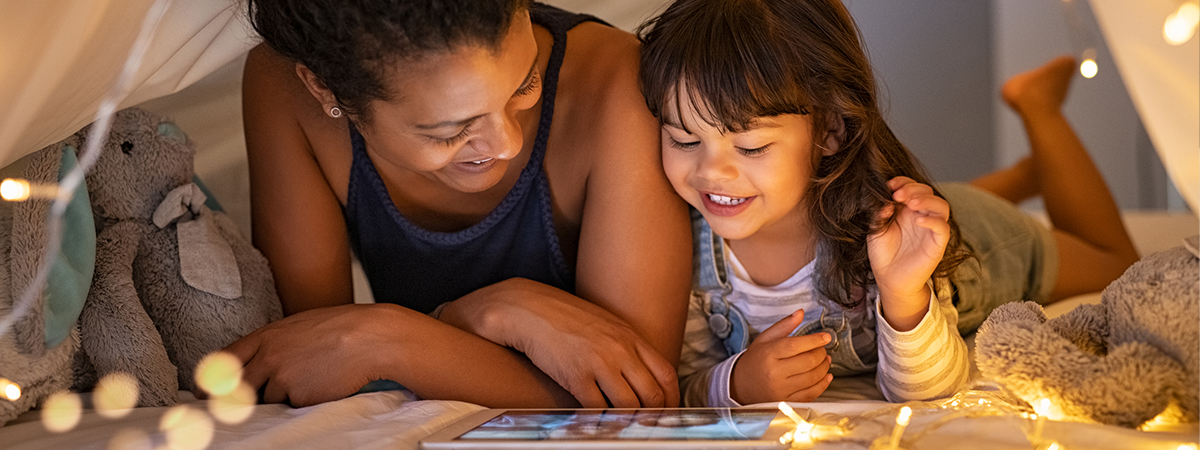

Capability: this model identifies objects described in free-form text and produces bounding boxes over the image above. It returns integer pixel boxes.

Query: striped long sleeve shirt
[678,247,969,406]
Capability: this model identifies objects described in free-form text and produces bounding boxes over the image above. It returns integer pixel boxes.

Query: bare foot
[1001,55,1076,116]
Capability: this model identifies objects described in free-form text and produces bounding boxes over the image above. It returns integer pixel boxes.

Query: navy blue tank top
[344,4,600,314]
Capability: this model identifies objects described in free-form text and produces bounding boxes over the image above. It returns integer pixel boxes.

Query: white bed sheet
[2,389,1195,450]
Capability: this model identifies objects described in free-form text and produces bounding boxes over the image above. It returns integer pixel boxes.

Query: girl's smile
[700,193,756,217]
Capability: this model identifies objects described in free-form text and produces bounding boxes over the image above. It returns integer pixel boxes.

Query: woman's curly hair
[248,0,531,122]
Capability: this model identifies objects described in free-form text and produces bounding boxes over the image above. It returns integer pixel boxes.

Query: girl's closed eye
[738,145,770,156]
[668,137,701,150]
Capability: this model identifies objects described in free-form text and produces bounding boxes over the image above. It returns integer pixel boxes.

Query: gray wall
[847,0,994,183]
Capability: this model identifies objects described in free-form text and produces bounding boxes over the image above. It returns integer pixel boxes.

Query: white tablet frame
[419,407,797,450]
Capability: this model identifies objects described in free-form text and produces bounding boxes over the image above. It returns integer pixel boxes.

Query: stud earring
[329,106,343,118]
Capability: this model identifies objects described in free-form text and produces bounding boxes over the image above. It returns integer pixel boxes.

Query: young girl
[226,0,692,408]
[637,0,1139,406]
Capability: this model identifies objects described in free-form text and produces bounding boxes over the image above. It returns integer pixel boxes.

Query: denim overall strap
[691,209,750,356]
[787,304,878,376]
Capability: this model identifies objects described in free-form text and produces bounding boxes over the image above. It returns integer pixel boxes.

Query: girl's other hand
[438,278,680,408]
[868,176,949,330]
[730,310,833,405]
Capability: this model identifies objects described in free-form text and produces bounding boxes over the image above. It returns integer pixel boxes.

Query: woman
[227,0,691,408]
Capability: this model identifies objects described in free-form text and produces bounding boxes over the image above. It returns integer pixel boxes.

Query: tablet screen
[455,408,779,441]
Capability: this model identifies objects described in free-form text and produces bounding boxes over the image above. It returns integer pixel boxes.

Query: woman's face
[359,11,541,194]
[661,90,820,242]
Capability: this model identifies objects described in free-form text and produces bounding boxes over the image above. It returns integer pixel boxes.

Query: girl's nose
[695,147,738,182]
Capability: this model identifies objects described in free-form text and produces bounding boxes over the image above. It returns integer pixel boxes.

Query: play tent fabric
[0,0,256,170]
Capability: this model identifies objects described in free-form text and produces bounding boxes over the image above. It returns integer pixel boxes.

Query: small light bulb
[1080,59,1098,78]
[0,179,31,201]
[896,406,912,426]
[1,378,20,401]
[1165,3,1199,45]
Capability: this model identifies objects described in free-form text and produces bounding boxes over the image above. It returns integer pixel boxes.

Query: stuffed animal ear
[9,142,96,355]
[156,122,187,144]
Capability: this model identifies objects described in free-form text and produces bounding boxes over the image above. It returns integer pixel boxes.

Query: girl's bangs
[642,1,808,133]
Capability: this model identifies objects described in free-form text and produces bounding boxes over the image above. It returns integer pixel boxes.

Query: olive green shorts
[938,182,1058,335]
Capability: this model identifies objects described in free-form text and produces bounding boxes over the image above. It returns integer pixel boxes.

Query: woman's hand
[867,177,950,330]
[224,304,400,407]
[730,310,833,405]
[439,278,680,408]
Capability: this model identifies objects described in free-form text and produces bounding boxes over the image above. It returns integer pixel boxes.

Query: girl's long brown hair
[638,0,971,308]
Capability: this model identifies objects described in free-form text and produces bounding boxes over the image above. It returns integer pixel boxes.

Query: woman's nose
[475,114,523,161]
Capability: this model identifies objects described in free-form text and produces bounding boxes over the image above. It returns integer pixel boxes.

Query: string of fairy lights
[0,0,1197,448]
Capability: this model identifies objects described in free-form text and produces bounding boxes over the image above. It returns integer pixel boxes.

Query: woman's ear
[295,64,340,114]
[821,114,845,156]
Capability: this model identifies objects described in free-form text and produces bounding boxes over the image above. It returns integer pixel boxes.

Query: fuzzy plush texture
[73,107,282,406]
[0,108,282,425]
[0,144,91,426]
[975,239,1200,428]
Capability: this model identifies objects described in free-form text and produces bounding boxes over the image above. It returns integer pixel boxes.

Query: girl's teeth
[470,158,493,164]
[707,194,747,206]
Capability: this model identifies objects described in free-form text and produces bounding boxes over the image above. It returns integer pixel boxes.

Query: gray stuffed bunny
[0,141,91,425]
[71,107,282,406]
[975,236,1199,428]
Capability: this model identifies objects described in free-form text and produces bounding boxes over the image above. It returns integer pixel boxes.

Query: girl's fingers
[785,373,834,403]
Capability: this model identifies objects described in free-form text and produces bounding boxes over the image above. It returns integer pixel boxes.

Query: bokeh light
[41,391,83,433]
[95,373,140,418]
[0,179,30,201]
[160,405,214,450]
[1080,59,1098,79]
[1164,3,1199,45]
[0,378,20,401]
[107,427,153,450]
[195,351,243,397]
[208,381,257,425]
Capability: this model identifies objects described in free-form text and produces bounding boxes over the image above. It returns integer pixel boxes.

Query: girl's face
[358,11,541,194]
[661,93,820,241]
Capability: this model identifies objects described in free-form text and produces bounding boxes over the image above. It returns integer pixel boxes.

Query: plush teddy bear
[71,107,283,406]
[975,237,1199,428]
[0,107,281,424]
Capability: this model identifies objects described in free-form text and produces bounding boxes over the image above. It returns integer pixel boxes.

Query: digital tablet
[418,407,797,449]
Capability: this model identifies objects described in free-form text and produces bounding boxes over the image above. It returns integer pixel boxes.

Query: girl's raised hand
[867,177,950,330]
[730,310,833,405]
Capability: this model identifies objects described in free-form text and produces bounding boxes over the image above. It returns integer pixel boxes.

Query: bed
[1,1,1197,449]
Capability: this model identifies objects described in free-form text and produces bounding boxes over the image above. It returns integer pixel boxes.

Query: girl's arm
[873,281,969,402]
[233,45,575,408]
[867,177,967,401]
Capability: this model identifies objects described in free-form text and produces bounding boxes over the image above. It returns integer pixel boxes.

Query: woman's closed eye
[515,70,541,97]
[429,123,475,147]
